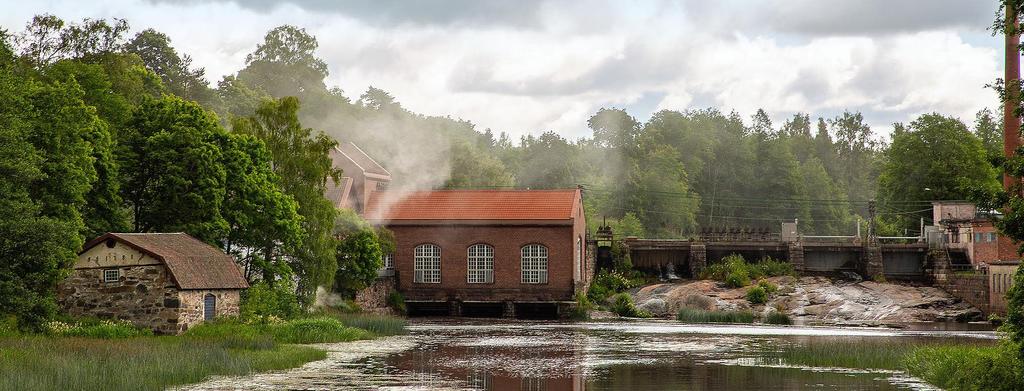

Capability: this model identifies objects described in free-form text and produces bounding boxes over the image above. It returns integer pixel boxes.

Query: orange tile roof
[364,189,580,222]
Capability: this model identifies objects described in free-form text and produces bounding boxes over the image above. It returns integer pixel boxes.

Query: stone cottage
[58,233,249,334]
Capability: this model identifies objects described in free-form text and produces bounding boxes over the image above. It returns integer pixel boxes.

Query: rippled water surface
[186,319,996,391]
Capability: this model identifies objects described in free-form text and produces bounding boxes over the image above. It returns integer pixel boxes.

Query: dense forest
[0,15,1003,328]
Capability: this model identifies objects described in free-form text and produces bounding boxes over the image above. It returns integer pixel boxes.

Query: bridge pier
[861,245,884,278]
[689,244,706,277]
[787,243,805,272]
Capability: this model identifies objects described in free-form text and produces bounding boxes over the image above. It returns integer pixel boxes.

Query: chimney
[1005,1,1023,191]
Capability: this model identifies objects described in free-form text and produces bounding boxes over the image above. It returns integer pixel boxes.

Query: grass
[676,308,755,324]
[905,343,1024,391]
[766,339,911,370]
[765,338,1024,390]
[0,311,409,391]
[0,335,326,391]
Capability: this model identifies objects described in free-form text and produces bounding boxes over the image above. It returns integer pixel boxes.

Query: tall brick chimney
[1005,0,1022,191]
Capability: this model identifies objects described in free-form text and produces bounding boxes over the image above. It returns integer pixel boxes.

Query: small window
[521,244,549,284]
[974,233,981,243]
[467,244,494,284]
[382,253,394,270]
[414,244,441,283]
[103,269,120,283]
[990,233,998,242]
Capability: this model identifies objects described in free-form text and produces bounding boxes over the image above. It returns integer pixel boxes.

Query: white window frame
[467,244,494,284]
[414,244,441,284]
[382,253,395,270]
[102,269,120,283]
[521,244,548,284]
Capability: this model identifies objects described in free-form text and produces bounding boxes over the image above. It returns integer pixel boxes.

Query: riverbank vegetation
[762,338,1023,391]
[0,310,407,391]
[676,309,755,324]
[701,255,794,288]
[0,333,326,391]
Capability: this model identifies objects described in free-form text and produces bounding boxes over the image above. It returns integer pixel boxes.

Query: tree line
[0,14,1003,328]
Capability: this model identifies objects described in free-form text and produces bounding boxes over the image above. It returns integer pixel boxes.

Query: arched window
[203,294,217,321]
[467,244,494,284]
[521,244,548,284]
[414,244,441,283]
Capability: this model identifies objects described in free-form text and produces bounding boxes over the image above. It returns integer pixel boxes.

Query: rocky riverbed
[631,276,983,326]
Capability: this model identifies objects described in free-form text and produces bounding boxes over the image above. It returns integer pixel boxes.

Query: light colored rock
[631,276,983,325]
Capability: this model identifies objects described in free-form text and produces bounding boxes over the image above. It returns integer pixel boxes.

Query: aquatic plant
[675,308,754,324]
[567,291,594,321]
[905,343,1024,391]
[763,312,791,325]
[332,313,408,336]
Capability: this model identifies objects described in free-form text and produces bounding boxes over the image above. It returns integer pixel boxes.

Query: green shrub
[745,286,768,304]
[386,291,407,314]
[240,281,303,321]
[702,255,793,288]
[764,311,792,325]
[588,270,643,304]
[872,274,887,283]
[676,308,755,324]
[725,270,750,288]
[568,292,594,321]
[610,293,652,318]
[757,280,778,294]
[43,319,152,339]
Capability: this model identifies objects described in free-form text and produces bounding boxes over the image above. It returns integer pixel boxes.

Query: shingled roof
[81,233,249,290]
[364,189,582,223]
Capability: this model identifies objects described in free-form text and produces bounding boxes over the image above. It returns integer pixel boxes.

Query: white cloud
[0,0,1006,141]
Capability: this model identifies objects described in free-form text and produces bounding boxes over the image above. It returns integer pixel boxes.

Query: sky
[0,0,1008,140]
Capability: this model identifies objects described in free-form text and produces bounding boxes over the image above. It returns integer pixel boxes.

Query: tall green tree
[0,38,94,328]
[119,95,229,242]
[232,97,340,301]
[125,29,217,105]
[880,113,999,228]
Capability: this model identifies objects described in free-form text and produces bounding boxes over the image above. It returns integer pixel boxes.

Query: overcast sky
[0,0,1007,140]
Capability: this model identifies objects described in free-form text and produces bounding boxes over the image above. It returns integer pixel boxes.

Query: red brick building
[364,189,590,317]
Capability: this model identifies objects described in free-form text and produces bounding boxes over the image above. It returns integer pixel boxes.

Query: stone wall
[178,290,241,333]
[937,273,990,315]
[57,265,181,334]
[355,276,397,315]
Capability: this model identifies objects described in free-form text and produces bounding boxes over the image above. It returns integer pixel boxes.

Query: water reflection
[183,319,994,391]
[384,320,991,391]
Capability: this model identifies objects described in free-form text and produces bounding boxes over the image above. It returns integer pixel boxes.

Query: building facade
[364,189,590,317]
[58,233,249,334]
[324,142,391,213]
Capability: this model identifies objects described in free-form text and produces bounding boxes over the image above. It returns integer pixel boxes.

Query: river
[185,319,997,391]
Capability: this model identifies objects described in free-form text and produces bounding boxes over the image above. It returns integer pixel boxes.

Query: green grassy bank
[764,339,1024,391]
[0,314,407,391]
